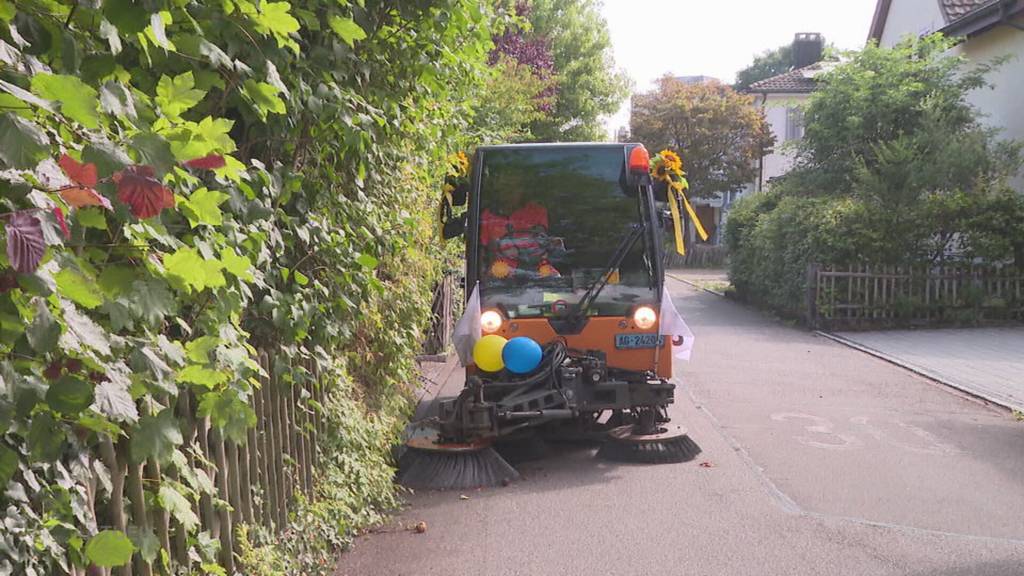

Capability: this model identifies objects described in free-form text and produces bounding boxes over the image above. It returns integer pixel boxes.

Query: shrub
[728,34,1023,319]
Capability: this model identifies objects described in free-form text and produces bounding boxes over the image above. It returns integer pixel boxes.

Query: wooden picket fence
[809,263,1024,329]
[97,352,326,576]
[421,272,456,356]
[664,244,728,269]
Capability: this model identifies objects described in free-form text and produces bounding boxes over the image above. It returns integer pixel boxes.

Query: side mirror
[442,214,466,239]
[449,182,468,206]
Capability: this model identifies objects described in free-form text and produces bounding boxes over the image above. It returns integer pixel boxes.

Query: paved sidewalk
[832,328,1024,413]
[337,279,1024,576]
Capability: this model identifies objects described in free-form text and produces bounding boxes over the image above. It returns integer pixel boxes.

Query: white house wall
[956,20,1024,191]
[878,0,947,46]
[760,93,808,187]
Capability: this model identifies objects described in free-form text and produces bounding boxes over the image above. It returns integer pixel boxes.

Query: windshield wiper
[565,223,644,327]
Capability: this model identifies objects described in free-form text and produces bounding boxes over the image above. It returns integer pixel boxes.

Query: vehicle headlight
[633,306,657,330]
[480,309,503,333]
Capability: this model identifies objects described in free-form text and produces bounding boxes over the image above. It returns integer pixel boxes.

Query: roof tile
[746,62,834,94]
[940,0,993,21]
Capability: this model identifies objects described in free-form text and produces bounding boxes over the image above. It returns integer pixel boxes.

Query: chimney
[792,33,824,69]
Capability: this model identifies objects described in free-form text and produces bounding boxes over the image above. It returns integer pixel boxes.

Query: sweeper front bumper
[436,346,675,443]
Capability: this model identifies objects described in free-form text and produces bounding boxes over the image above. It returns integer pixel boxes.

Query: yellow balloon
[473,334,507,372]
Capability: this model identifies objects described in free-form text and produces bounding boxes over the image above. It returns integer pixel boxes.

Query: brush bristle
[396,446,520,490]
[596,434,702,464]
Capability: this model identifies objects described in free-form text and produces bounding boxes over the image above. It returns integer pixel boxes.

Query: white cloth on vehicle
[453,282,481,366]
[659,286,695,361]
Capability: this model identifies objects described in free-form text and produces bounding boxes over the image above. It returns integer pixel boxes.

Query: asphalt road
[335,279,1024,576]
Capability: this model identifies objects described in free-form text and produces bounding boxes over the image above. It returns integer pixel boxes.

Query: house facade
[868,0,1024,190]
[746,60,832,191]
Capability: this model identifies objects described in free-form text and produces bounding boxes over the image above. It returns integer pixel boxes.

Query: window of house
[786,107,804,141]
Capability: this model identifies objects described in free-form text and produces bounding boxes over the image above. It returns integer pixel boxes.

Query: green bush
[727,35,1023,319]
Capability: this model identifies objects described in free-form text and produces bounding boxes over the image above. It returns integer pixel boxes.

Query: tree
[782,35,1021,200]
[630,76,774,197]
[727,35,1024,316]
[523,0,630,142]
[734,44,793,91]
[470,55,555,143]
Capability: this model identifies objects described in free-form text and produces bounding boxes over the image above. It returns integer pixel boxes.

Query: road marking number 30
[769,413,961,455]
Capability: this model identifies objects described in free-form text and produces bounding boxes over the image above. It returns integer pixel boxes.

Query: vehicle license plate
[614,333,663,349]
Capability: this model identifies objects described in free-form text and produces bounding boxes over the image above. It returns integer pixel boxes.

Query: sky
[600,0,879,138]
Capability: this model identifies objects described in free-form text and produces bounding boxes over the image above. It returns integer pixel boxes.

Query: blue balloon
[502,337,543,374]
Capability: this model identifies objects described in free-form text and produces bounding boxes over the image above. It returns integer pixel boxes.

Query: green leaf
[128,279,177,327]
[56,268,104,309]
[130,409,182,464]
[127,526,161,563]
[97,266,137,298]
[46,375,94,415]
[195,117,236,152]
[176,365,227,388]
[85,530,135,568]
[157,336,187,367]
[77,414,122,436]
[98,81,136,118]
[293,270,309,286]
[77,207,108,230]
[0,113,48,169]
[185,336,219,363]
[220,248,253,281]
[133,345,172,389]
[180,187,228,227]
[155,72,206,119]
[252,1,301,44]
[103,0,148,34]
[93,379,139,423]
[157,485,200,532]
[30,74,101,129]
[0,445,17,486]
[26,299,60,353]
[328,15,366,48]
[198,389,256,442]
[83,139,132,175]
[356,253,378,269]
[131,133,176,175]
[164,246,225,292]
[28,412,63,462]
[242,80,287,120]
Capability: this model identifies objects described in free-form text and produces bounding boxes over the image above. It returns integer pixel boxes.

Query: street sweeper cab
[400,143,702,490]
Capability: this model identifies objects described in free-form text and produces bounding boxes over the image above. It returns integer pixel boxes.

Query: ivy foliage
[0,0,498,574]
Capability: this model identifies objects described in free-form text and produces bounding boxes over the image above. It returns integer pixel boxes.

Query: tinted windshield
[476,146,656,318]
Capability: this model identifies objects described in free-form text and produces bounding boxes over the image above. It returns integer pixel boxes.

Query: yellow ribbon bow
[667,180,709,256]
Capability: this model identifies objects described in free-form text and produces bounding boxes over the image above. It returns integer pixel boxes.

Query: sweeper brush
[396,436,519,491]
[596,424,702,464]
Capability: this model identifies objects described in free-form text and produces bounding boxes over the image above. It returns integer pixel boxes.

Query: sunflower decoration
[649,149,708,256]
[650,149,686,187]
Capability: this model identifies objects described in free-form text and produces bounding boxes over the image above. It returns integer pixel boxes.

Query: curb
[667,273,727,297]
[814,330,1022,413]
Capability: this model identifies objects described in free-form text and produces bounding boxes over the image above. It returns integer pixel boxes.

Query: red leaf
[114,165,175,219]
[59,154,98,187]
[4,211,46,274]
[58,154,112,210]
[53,206,70,239]
[183,154,226,170]
[60,186,114,210]
[43,361,63,381]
